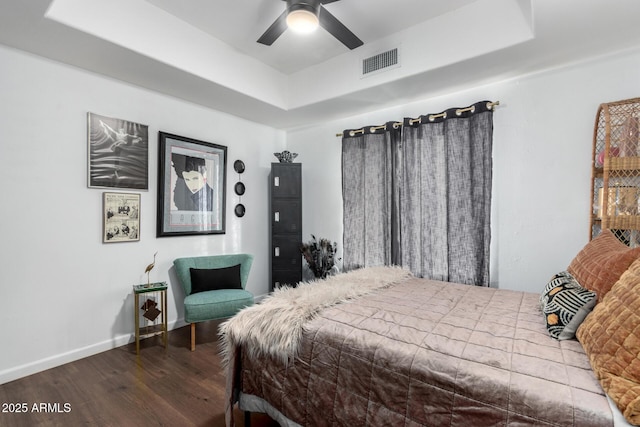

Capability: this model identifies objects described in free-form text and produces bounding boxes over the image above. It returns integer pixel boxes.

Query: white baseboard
[0,296,269,385]
[254,292,269,302]
[0,319,187,385]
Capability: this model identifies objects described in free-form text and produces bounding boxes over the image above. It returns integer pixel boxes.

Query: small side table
[133,282,168,355]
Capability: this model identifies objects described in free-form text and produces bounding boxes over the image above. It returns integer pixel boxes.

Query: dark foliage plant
[300,235,339,279]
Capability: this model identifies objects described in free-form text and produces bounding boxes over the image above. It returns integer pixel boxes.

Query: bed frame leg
[244,411,251,427]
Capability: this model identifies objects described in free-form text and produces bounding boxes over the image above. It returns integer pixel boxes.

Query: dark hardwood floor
[0,321,279,426]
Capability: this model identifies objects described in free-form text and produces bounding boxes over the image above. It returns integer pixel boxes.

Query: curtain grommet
[456,106,475,116]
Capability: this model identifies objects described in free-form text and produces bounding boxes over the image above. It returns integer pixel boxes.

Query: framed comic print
[88,113,149,190]
[103,192,140,243]
[157,132,227,237]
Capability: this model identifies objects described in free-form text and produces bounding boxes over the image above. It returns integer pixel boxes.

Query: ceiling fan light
[286,8,319,34]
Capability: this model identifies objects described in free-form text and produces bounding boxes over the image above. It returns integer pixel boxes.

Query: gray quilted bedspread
[235,277,613,426]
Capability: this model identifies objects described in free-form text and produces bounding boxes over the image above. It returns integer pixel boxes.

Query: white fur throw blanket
[219,266,412,366]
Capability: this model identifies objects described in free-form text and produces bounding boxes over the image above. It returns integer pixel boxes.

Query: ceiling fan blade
[318,5,363,50]
[257,9,288,46]
[319,0,341,4]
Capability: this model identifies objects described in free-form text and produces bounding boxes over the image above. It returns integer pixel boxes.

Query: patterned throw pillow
[540,271,597,340]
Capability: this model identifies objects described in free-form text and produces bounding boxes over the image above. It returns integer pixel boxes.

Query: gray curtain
[342,101,493,286]
[401,102,493,286]
[341,123,401,271]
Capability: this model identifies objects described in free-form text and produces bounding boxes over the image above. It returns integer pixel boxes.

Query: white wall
[0,45,285,384]
[288,47,640,293]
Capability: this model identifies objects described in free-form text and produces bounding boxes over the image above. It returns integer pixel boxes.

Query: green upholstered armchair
[173,254,254,351]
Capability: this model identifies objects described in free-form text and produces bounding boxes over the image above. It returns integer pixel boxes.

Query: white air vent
[362,48,399,76]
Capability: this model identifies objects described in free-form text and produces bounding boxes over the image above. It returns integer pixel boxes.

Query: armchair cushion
[184,289,253,323]
[190,264,242,294]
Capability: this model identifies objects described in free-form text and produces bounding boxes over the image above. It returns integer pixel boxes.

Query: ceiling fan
[257,0,363,50]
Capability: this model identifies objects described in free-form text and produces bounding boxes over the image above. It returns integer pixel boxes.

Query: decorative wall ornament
[234,182,246,196]
[234,159,246,217]
[233,159,246,174]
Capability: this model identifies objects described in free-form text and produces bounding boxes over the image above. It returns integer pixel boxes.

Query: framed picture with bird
[102,192,141,243]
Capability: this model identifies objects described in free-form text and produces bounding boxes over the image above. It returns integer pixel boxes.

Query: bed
[220,230,640,426]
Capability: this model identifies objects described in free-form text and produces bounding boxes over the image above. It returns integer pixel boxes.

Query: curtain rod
[336,101,500,138]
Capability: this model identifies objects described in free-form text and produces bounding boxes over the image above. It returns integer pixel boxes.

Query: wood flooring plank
[0,323,279,427]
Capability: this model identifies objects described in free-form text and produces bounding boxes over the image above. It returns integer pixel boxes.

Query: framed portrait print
[87,113,149,190]
[157,132,227,237]
[103,192,140,243]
